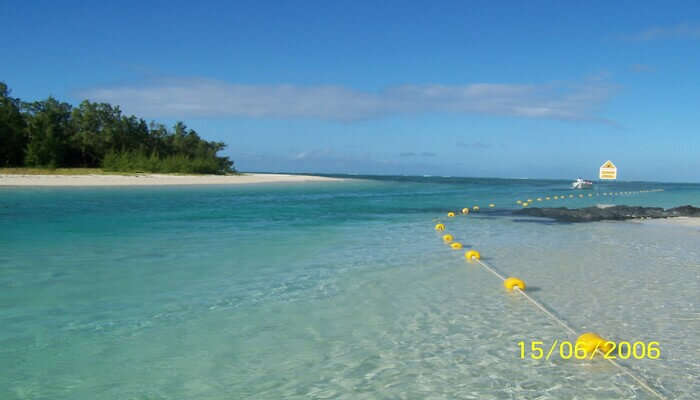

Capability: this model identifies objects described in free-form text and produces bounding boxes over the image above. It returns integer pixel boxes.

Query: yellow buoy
[435,223,445,231]
[569,194,574,198]
[527,199,533,202]
[545,197,551,200]
[503,277,526,291]
[579,194,583,198]
[450,242,463,250]
[442,234,454,243]
[536,198,542,201]
[461,207,470,214]
[588,193,592,197]
[516,200,522,204]
[447,212,455,217]
[522,202,529,207]
[553,196,559,199]
[489,203,495,208]
[576,332,614,356]
[473,206,480,211]
[464,250,481,260]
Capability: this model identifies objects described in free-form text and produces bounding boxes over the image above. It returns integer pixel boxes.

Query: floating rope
[476,259,578,336]
[437,188,669,398]
[468,257,668,399]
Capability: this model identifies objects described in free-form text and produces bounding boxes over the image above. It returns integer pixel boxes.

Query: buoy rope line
[473,258,506,281]
[475,258,578,336]
[436,188,663,213]
[605,358,668,400]
[474,258,666,400]
[434,199,670,400]
[471,258,668,399]
[511,286,578,337]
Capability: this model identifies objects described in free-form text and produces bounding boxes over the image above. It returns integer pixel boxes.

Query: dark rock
[667,205,700,217]
[513,205,700,222]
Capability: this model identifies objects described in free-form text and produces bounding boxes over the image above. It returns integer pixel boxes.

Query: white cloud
[293,149,333,160]
[627,23,700,41]
[78,78,615,122]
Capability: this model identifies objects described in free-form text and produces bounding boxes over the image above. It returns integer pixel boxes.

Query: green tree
[0,82,28,166]
[24,98,74,167]
[70,100,108,166]
[0,82,235,173]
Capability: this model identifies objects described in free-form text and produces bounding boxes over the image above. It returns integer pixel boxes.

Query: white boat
[571,178,593,189]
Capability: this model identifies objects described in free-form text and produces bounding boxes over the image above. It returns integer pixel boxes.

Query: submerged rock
[513,205,700,222]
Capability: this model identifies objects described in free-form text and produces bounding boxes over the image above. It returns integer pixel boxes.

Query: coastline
[639,216,700,227]
[0,173,344,187]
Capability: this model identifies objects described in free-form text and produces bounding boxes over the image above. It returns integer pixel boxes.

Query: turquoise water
[1,177,699,399]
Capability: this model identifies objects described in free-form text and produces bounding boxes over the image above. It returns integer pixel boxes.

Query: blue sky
[2,1,700,181]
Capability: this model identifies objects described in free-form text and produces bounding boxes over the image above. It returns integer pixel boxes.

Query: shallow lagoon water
[1,177,698,399]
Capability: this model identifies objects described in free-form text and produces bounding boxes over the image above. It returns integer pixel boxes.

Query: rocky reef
[513,205,700,222]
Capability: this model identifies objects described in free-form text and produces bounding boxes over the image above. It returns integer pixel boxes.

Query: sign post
[599,160,617,180]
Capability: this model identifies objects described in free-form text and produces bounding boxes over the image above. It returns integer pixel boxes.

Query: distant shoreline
[0,173,344,187]
[639,216,700,227]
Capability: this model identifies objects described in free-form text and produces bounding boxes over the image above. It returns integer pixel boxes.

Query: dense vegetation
[0,82,234,174]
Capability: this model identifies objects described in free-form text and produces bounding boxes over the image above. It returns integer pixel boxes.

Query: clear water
[1,177,699,399]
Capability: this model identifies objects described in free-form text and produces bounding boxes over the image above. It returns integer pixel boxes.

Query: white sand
[0,173,344,187]
[640,216,700,227]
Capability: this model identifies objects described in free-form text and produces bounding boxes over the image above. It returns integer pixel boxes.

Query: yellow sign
[599,160,617,180]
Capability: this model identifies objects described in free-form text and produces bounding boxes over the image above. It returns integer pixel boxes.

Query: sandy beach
[640,216,700,227]
[0,173,344,187]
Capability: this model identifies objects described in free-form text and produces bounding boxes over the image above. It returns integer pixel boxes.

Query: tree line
[0,82,234,174]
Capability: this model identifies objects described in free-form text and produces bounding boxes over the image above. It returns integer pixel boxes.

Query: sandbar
[0,173,344,187]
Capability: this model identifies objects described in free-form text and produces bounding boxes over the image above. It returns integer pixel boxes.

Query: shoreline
[0,173,344,187]
[638,216,700,227]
